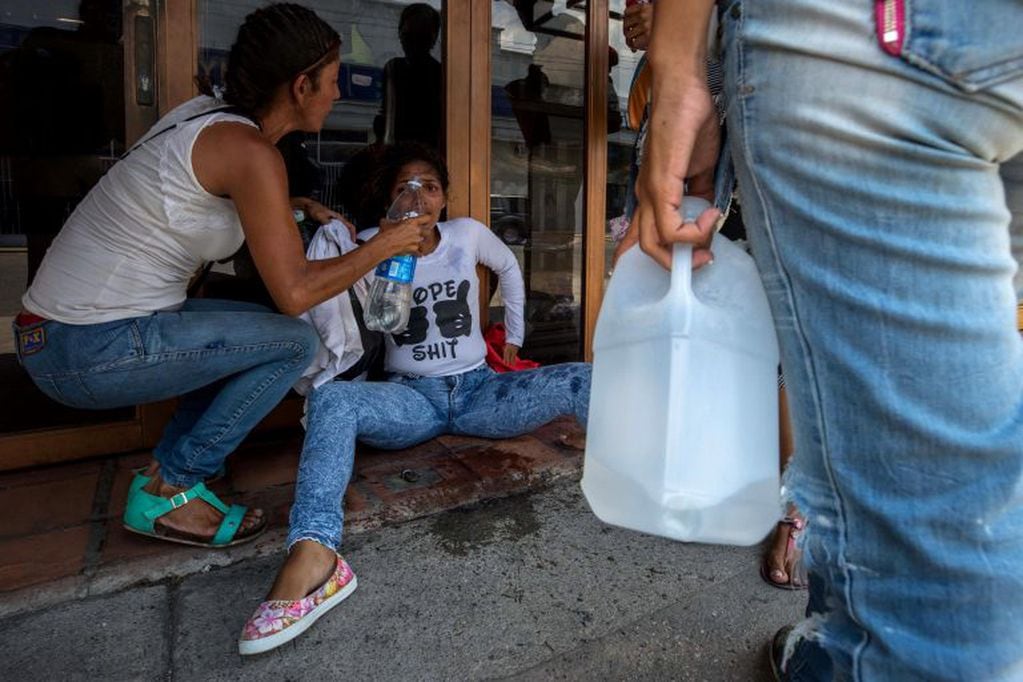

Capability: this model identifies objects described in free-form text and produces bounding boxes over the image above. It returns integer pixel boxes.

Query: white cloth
[294,220,371,395]
[378,217,525,377]
[24,95,256,324]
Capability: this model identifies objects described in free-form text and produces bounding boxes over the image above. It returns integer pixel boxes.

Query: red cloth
[15,311,47,326]
[484,323,540,373]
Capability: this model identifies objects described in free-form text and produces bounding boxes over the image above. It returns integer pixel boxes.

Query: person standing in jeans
[621,0,1023,678]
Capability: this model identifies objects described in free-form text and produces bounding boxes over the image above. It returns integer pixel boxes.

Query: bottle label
[375,254,417,283]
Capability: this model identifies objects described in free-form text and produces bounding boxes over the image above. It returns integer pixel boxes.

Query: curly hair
[213,3,340,117]
[370,142,450,222]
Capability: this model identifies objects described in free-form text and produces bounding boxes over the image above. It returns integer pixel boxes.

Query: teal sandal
[123,474,265,548]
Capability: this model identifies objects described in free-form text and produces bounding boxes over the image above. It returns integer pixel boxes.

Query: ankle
[142,473,185,497]
[289,540,336,569]
[268,542,336,601]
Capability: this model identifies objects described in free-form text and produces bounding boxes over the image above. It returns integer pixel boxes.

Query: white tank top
[23,96,258,324]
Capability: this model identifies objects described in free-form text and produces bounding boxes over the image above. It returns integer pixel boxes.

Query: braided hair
[217,3,340,118]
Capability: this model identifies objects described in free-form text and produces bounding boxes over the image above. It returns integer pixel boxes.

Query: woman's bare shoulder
[192,123,282,196]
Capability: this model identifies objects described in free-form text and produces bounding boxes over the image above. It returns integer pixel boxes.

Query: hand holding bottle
[370,214,429,258]
[364,178,427,333]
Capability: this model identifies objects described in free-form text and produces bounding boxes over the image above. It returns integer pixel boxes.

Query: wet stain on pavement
[430,493,541,557]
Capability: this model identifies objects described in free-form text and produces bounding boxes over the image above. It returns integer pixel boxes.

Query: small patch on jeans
[18,326,45,356]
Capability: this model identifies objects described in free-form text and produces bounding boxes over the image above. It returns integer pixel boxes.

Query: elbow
[274,289,309,317]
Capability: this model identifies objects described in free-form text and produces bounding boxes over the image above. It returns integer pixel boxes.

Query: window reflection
[198,0,443,228]
[491,1,589,364]
[0,1,132,433]
[607,0,643,279]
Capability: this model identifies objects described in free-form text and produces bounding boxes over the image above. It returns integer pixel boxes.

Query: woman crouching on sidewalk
[14,4,425,549]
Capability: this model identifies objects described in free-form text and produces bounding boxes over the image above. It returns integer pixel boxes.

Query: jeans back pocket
[878,0,1023,92]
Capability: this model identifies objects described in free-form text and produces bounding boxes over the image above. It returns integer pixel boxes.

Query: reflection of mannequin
[504,64,552,148]
[0,0,124,285]
[376,3,442,149]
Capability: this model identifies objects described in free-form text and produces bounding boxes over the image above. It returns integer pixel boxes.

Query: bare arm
[619,0,721,270]
[192,123,424,315]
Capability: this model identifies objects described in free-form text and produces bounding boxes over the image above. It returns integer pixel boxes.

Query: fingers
[672,205,719,250]
[636,202,673,270]
[339,216,357,240]
[503,344,520,365]
[377,217,427,255]
[623,3,653,49]
[635,196,721,272]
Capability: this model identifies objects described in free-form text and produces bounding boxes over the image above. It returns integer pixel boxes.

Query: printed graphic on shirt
[391,278,472,362]
[435,280,472,339]
[393,306,429,346]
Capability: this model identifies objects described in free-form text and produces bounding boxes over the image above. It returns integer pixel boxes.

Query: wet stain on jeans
[430,492,540,557]
[570,376,582,394]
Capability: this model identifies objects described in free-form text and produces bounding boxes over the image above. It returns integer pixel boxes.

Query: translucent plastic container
[582,198,780,545]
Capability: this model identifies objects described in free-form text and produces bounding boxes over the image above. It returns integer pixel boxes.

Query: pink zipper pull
[875,0,905,56]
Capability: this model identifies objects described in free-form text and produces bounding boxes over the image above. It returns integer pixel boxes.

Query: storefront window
[0,1,133,433]
[490,0,588,363]
[198,0,444,227]
[606,0,642,278]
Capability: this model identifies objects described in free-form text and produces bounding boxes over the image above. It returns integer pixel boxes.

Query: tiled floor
[0,418,585,596]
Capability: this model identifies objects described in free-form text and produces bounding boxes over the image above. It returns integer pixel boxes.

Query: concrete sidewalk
[0,479,803,681]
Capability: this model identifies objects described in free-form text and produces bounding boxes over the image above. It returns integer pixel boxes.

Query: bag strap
[122,105,251,159]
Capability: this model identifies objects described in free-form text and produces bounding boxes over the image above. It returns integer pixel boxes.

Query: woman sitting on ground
[238,142,592,655]
[14,4,425,549]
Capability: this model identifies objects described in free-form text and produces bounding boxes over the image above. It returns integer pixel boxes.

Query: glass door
[490,0,589,363]
[197,0,445,232]
[0,0,162,468]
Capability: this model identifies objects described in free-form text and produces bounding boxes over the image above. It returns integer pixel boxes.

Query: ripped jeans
[717,0,1023,678]
[287,363,591,551]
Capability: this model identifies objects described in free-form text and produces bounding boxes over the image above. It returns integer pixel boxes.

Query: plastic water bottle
[364,178,424,333]
[582,197,781,546]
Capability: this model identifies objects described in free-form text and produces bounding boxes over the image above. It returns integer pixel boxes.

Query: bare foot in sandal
[761,514,808,590]
[139,472,265,544]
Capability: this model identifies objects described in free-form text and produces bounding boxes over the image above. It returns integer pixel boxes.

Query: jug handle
[670,243,694,332]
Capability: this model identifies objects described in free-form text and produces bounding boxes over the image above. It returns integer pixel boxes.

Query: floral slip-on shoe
[239,555,357,655]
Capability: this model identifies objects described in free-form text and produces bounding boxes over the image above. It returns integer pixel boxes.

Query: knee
[306,382,361,425]
[287,319,320,363]
[565,362,592,396]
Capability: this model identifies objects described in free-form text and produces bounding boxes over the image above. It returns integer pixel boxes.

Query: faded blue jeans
[287,363,591,551]
[717,0,1023,679]
[14,299,318,486]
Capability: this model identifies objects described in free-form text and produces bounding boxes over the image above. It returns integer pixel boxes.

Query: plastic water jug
[582,197,780,545]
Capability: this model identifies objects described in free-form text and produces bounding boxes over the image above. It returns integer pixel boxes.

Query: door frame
[0,0,611,471]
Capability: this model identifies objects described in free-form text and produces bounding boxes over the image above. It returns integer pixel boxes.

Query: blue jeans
[14,299,318,487]
[287,363,591,551]
[718,0,1023,678]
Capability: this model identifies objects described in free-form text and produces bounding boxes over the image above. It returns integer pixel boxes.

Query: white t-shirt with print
[377,217,525,377]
